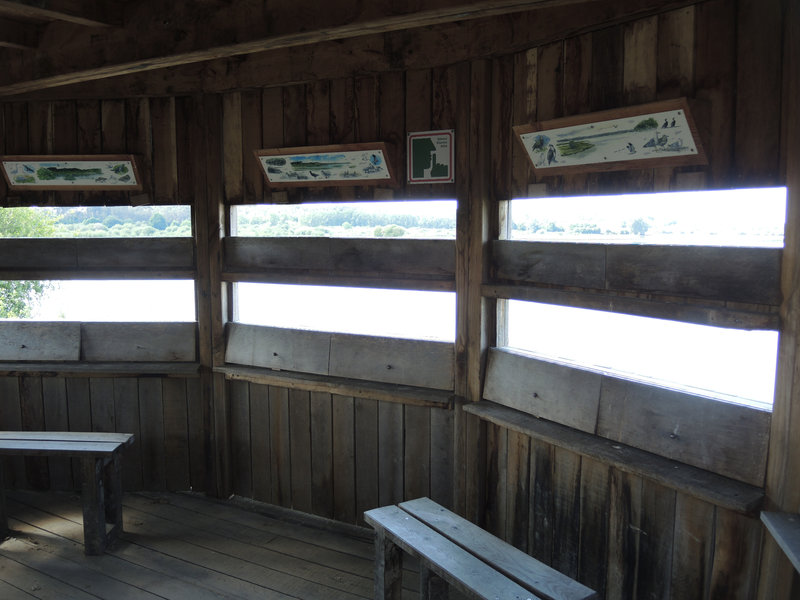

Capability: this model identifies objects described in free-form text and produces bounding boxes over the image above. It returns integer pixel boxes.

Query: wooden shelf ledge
[216,364,454,408]
[463,400,765,515]
[0,362,200,378]
[761,512,800,573]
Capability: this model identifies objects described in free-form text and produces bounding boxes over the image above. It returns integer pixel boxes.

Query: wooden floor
[0,489,423,599]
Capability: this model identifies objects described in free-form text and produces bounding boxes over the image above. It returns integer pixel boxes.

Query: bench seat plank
[0,440,130,456]
[365,505,541,600]
[0,431,133,443]
[400,497,597,600]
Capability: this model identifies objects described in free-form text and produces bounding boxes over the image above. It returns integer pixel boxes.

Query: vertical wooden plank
[759,4,800,598]
[694,0,736,187]
[75,100,103,205]
[405,68,432,199]
[41,377,72,491]
[311,391,334,519]
[0,377,24,488]
[378,400,403,506]
[578,457,610,596]
[89,378,115,432]
[222,92,244,205]
[484,422,507,537]
[734,0,783,185]
[126,98,154,197]
[212,371,231,497]
[241,90,263,203]
[657,7,696,99]
[491,55,514,203]
[529,437,554,565]
[330,78,356,200]
[551,447,581,579]
[709,509,763,600]
[269,385,291,507]
[261,87,285,203]
[537,41,564,121]
[66,378,91,490]
[354,76,379,200]
[623,16,658,105]
[332,394,356,523]
[511,48,539,198]
[505,429,529,551]
[606,469,642,600]
[590,25,624,111]
[20,376,47,490]
[249,383,272,502]
[306,79,330,145]
[229,378,252,497]
[150,96,178,203]
[378,71,405,198]
[670,494,715,599]
[113,377,143,491]
[429,405,454,510]
[637,480,676,600]
[289,388,313,513]
[183,376,206,492]
[100,99,126,152]
[354,397,379,524]
[283,84,307,147]
[403,404,430,502]
[163,378,190,492]
[138,377,166,491]
[561,34,592,195]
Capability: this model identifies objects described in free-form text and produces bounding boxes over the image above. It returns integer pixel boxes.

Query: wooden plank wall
[226,379,455,525]
[481,423,763,600]
[0,375,206,493]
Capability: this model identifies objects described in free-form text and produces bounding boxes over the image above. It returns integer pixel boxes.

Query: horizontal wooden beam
[218,365,454,408]
[0,0,118,27]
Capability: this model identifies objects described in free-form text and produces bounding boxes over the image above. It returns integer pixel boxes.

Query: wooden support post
[374,532,403,600]
[0,465,7,539]
[420,564,449,600]
[81,456,107,555]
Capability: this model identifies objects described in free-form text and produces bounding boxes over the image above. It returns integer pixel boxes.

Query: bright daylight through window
[505,188,786,409]
[233,200,457,341]
[0,206,195,321]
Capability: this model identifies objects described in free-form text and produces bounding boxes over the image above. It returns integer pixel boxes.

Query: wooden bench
[0,431,134,555]
[364,497,597,600]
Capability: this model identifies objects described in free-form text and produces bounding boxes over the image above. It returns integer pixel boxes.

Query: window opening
[236,282,455,342]
[509,187,785,246]
[232,200,456,239]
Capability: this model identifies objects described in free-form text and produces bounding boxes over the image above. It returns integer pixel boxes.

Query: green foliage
[0,208,58,317]
[634,117,659,131]
[374,224,406,238]
[103,215,123,228]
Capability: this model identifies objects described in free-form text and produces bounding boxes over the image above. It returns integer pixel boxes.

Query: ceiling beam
[0,0,119,28]
[0,0,585,97]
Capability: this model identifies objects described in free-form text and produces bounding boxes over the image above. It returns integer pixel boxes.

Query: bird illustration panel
[1,155,142,190]
[514,98,706,176]
[255,143,396,188]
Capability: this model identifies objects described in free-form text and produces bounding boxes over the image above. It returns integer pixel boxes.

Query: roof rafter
[0,0,584,97]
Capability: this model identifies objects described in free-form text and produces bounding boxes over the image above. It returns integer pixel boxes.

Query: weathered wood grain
[0,322,80,361]
[81,323,196,363]
[483,348,601,433]
[597,376,770,486]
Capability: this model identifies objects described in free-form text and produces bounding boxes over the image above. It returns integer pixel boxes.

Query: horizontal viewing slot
[483,347,770,487]
[225,323,454,391]
[224,237,455,285]
[464,400,764,515]
[491,240,781,307]
[0,321,197,362]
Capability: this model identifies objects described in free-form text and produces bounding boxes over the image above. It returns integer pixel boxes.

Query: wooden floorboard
[0,490,426,600]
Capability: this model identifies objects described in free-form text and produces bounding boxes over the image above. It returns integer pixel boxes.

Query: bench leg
[0,465,7,540]
[104,453,124,531]
[81,457,108,555]
[419,565,448,600]
[375,532,403,600]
